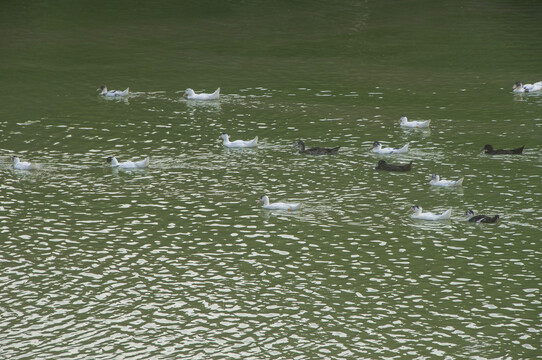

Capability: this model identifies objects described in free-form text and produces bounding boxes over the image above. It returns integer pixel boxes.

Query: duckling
[375,160,412,172]
[464,210,499,223]
[399,116,431,128]
[12,156,38,170]
[97,85,129,97]
[183,88,220,100]
[427,174,464,187]
[482,144,524,155]
[258,195,300,211]
[370,141,409,154]
[292,140,340,155]
[104,156,149,169]
[410,205,451,221]
[219,133,258,148]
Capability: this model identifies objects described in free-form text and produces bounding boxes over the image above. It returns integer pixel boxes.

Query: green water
[1,1,541,359]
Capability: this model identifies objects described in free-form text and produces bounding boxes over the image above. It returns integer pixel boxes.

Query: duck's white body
[98,86,130,97]
[12,156,37,170]
[183,88,220,100]
[370,141,409,154]
[258,195,300,211]
[512,81,542,93]
[105,156,149,169]
[399,116,431,128]
[427,174,464,187]
[220,133,258,148]
[410,205,451,221]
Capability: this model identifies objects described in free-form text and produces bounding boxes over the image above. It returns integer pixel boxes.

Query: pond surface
[1,0,541,358]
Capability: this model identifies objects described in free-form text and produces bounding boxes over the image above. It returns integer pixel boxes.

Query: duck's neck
[12,157,20,165]
[221,134,230,145]
[261,196,270,206]
[109,157,119,166]
[297,142,305,152]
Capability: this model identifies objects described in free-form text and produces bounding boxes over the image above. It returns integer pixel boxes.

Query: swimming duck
[104,156,149,169]
[464,210,499,223]
[375,160,412,172]
[183,88,220,100]
[258,195,300,211]
[427,174,464,187]
[219,133,258,148]
[512,81,542,93]
[97,85,130,97]
[410,205,451,221]
[12,156,38,170]
[370,141,409,154]
[481,144,524,155]
[292,140,340,155]
[399,116,431,128]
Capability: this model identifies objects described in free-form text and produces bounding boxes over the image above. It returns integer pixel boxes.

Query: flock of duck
[11,82,540,224]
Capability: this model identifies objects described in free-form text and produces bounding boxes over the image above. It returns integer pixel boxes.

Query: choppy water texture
[1,0,541,359]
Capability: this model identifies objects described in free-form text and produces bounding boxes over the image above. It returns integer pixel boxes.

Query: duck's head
[481,144,493,152]
[370,141,381,150]
[183,88,195,97]
[219,132,228,140]
[258,195,269,204]
[11,155,20,163]
[464,209,475,218]
[410,205,422,213]
[399,116,407,124]
[104,156,115,164]
[512,81,522,91]
[97,85,106,92]
[292,140,305,148]
[427,174,439,181]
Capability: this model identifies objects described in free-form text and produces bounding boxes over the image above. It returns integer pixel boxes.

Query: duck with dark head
[292,140,340,155]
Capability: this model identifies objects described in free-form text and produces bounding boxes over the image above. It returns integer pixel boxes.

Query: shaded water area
[1,0,541,358]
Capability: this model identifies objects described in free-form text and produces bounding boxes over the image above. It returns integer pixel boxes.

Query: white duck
[183,88,220,100]
[427,174,464,187]
[97,85,130,97]
[258,195,300,211]
[104,156,149,169]
[512,81,542,93]
[410,205,451,221]
[12,156,38,170]
[399,116,431,128]
[219,133,258,148]
[370,141,409,154]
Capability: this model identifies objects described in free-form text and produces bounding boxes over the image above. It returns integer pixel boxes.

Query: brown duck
[375,160,412,172]
[464,210,499,223]
[482,144,524,155]
[292,140,340,155]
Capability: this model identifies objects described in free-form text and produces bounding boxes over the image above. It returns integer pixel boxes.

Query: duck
[481,144,524,155]
[375,160,412,172]
[427,174,464,187]
[410,205,451,221]
[512,81,542,93]
[370,141,409,154]
[183,88,220,100]
[12,156,38,170]
[97,85,130,97]
[399,116,431,128]
[104,156,149,169]
[464,210,499,223]
[219,133,258,148]
[292,140,340,155]
[258,195,300,211]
